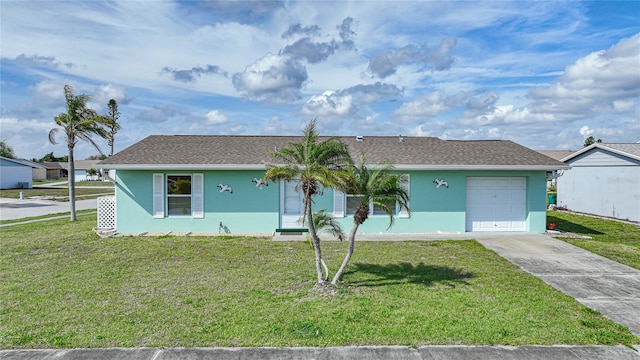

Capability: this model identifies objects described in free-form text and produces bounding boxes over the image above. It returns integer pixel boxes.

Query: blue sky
[1,1,639,160]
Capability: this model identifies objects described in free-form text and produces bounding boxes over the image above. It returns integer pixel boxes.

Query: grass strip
[0,209,96,225]
[548,211,640,270]
[0,188,113,200]
[1,215,637,348]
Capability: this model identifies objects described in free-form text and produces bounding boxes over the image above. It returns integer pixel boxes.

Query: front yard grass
[1,215,638,348]
[0,187,113,200]
[547,210,640,270]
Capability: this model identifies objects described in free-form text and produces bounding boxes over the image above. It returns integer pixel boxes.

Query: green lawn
[547,211,640,270]
[1,215,637,348]
[0,187,113,200]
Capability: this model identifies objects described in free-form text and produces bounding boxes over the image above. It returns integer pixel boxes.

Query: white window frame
[153,173,204,218]
[334,174,410,218]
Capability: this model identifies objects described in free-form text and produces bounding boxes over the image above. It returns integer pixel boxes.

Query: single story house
[97,135,568,235]
[557,143,640,223]
[41,162,68,180]
[74,160,101,181]
[0,156,44,189]
[40,160,101,181]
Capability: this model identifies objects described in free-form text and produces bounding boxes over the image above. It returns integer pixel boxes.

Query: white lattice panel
[97,196,116,229]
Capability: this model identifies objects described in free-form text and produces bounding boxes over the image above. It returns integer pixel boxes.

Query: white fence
[97,196,116,229]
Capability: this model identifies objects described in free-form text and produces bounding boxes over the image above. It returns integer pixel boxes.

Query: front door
[280,180,304,228]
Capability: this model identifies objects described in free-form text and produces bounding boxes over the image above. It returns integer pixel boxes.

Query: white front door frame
[280,180,304,228]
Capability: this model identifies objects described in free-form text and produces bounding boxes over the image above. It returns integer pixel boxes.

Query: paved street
[0,198,97,221]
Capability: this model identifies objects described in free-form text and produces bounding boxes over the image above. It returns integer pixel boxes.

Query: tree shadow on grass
[344,262,474,288]
[547,213,605,235]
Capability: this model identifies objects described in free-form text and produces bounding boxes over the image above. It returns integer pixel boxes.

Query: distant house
[97,135,568,235]
[40,160,101,181]
[41,162,68,180]
[73,160,101,181]
[557,143,640,223]
[0,156,44,189]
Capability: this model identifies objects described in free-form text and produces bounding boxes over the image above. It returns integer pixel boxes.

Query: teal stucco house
[97,135,568,235]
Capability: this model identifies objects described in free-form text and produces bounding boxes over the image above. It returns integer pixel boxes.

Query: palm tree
[49,85,111,221]
[311,209,346,281]
[106,99,121,156]
[331,156,410,285]
[264,119,352,284]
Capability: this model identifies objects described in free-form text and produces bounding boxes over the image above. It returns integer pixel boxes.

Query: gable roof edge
[561,143,640,162]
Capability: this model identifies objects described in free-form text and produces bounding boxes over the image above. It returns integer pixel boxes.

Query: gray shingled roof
[98,135,568,170]
[536,150,575,161]
[600,143,640,158]
[561,143,640,162]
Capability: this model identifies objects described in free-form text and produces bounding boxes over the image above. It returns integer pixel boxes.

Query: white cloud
[529,33,640,117]
[232,53,307,103]
[394,91,468,122]
[205,110,229,125]
[302,91,354,117]
[579,125,594,137]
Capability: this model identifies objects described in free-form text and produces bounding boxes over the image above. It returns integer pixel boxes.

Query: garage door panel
[466,177,526,232]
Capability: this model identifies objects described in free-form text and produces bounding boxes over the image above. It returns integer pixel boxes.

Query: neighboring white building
[557,143,640,223]
[0,156,43,189]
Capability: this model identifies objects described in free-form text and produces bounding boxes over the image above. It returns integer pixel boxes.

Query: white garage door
[466,177,526,232]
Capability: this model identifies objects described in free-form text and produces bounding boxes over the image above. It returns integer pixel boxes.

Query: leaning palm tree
[49,85,112,221]
[331,156,410,285]
[264,119,352,285]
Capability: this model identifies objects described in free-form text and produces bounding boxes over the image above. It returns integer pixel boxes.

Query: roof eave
[96,164,268,170]
[561,143,640,162]
[99,163,570,171]
[393,164,571,171]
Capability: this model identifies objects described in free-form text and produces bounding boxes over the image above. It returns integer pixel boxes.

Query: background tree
[583,136,602,147]
[86,154,108,160]
[263,119,352,285]
[49,85,111,221]
[33,152,68,162]
[86,168,98,181]
[332,156,410,285]
[0,140,16,159]
[106,99,121,156]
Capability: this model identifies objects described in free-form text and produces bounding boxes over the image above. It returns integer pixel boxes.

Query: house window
[346,194,365,215]
[334,174,409,218]
[167,175,192,215]
[345,195,399,216]
[153,173,203,219]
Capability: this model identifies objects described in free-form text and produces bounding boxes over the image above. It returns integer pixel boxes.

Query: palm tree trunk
[306,197,324,284]
[331,223,359,284]
[67,143,76,221]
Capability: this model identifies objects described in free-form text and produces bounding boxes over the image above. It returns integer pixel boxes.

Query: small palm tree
[331,156,410,284]
[264,119,352,284]
[311,209,346,281]
[49,85,112,221]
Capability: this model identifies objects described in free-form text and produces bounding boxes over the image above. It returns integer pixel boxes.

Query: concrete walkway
[1,345,639,360]
[475,233,640,337]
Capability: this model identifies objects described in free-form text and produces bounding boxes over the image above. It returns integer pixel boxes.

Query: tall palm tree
[264,119,352,284]
[49,85,111,221]
[331,156,410,284]
[106,99,121,156]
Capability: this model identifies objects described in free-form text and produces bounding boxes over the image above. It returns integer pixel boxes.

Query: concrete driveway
[475,233,640,337]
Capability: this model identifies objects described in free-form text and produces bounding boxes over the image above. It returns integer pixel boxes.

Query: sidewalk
[1,345,639,360]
